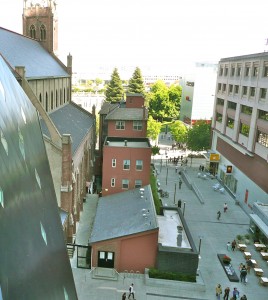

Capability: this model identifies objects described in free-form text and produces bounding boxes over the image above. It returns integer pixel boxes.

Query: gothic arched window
[40,24,46,41]
[30,25,36,39]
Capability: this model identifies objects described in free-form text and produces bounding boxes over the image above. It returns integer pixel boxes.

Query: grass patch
[149,268,196,282]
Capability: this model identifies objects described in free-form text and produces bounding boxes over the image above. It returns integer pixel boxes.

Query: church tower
[23,0,58,54]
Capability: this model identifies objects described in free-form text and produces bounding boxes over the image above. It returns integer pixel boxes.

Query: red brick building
[100,94,151,196]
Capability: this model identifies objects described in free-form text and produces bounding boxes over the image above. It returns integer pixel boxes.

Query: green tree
[128,67,145,94]
[169,120,187,144]
[187,121,211,151]
[147,116,162,143]
[105,68,124,102]
[148,80,179,121]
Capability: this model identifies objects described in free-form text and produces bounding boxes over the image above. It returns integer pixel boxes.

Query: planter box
[217,254,239,282]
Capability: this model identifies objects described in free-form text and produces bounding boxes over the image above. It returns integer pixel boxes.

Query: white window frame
[111,178,115,187]
[136,160,143,170]
[116,121,125,130]
[123,159,130,170]
[112,159,116,168]
[133,120,142,131]
[135,180,142,188]
[122,179,129,189]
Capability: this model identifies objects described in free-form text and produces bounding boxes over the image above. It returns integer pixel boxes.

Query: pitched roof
[0,27,69,78]
[89,185,158,243]
[40,102,94,155]
[99,102,119,115]
[105,107,148,121]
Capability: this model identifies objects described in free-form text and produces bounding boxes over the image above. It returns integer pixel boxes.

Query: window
[263,65,268,77]
[122,179,129,189]
[123,160,130,170]
[241,105,252,115]
[219,67,223,76]
[135,180,142,188]
[235,85,239,94]
[40,24,46,41]
[223,84,226,93]
[257,130,268,148]
[133,120,142,130]
[258,110,268,121]
[245,66,250,77]
[228,101,237,110]
[227,117,234,129]
[231,67,235,76]
[242,86,248,96]
[30,25,36,39]
[260,88,267,99]
[237,66,241,76]
[229,85,233,94]
[136,160,143,170]
[224,68,228,76]
[116,121,125,130]
[111,178,115,187]
[218,83,222,92]
[250,87,255,97]
[253,66,258,77]
[112,159,116,168]
[216,112,222,123]
[217,98,224,106]
[240,123,250,136]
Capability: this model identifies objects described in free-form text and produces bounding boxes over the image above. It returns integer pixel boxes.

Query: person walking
[224,203,228,212]
[226,242,231,251]
[217,210,221,220]
[128,283,135,300]
[179,179,182,189]
[223,286,230,300]
[246,258,252,274]
[215,284,222,300]
[122,292,127,300]
[240,265,247,284]
[232,287,239,299]
[231,239,237,251]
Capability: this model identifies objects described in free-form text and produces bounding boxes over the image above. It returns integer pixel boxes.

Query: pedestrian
[215,284,222,300]
[128,283,135,300]
[226,241,231,251]
[232,287,239,300]
[231,239,237,251]
[175,166,178,173]
[199,165,202,171]
[240,295,247,300]
[240,265,247,284]
[185,158,188,165]
[217,210,221,220]
[179,179,182,189]
[246,258,252,274]
[122,292,127,300]
[223,286,230,300]
[224,203,228,212]
[239,263,243,271]
[201,165,204,172]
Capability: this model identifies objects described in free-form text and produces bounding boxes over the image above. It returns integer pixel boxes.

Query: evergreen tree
[105,68,124,102]
[128,67,145,94]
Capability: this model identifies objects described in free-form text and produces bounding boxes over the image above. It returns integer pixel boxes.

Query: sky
[1,0,268,77]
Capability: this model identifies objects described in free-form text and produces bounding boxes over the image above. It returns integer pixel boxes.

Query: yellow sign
[210,153,220,162]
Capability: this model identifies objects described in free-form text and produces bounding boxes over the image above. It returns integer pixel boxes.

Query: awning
[249,213,268,238]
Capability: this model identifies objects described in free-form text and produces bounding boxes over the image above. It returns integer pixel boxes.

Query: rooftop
[104,137,151,148]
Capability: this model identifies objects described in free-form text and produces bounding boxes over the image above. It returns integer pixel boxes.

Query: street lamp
[182,201,186,216]
[198,235,204,255]
[173,183,177,205]
[166,167,168,185]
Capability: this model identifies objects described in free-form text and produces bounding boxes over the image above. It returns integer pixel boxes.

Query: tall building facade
[211,53,268,214]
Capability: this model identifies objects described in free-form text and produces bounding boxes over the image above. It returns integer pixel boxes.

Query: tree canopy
[105,68,124,102]
[187,121,211,151]
[148,80,181,121]
[128,67,145,95]
[147,116,162,143]
[169,120,188,144]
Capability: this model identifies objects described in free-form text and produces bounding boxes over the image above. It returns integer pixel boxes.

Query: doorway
[98,251,114,268]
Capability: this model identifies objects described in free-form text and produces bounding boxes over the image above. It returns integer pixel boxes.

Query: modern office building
[180,62,217,125]
[211,53,268,240]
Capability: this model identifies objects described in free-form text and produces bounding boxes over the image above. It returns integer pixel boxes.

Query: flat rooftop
[105,137,151,148]
[158,210,191,249]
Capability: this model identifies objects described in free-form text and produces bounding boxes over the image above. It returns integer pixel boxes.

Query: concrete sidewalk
[72,152,268,299]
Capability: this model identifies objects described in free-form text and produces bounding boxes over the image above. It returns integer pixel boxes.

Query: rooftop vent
[124,140,127,146]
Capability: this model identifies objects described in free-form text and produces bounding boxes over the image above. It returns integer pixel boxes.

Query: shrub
[222,255,231,264]
[236,234,243,241]
[149,268,196,282]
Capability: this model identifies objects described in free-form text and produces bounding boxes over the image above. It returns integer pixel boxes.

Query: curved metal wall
[0,56,77,300]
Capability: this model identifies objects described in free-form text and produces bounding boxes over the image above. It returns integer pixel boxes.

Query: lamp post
[166,167,168,185]
[173,183,177,205]
[183,201,186,216]
[198,237,202,254]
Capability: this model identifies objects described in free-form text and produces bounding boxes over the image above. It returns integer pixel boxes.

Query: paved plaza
[71,140,268,299]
